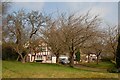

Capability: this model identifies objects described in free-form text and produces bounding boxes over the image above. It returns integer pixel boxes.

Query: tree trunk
[113,52,116,61]
[19,53,26,63]
[56,53,59,64]
[69,52,74,67]
[33,53,36,62]
[87,54,90,63]
[116,35,120,68]
[16,55,20,61]
[96,56,99,64]
[21,58,25,63]
[20,55,25,63]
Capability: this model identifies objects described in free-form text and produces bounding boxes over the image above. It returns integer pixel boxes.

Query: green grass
[2,61,119,78]
[80,61,115,69]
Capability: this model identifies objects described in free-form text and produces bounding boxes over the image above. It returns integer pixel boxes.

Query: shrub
[101,57,112,62]
[107,66,120,73]
[75,50,80,62]
[2,44,18,60]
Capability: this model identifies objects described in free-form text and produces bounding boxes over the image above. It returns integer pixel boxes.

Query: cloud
[89,6,109,17]
[64,2,93,13]
[12,2,45,11]
[8,1,117,26]
[65,2,111,18]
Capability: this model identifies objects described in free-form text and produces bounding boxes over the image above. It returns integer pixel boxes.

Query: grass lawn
[79,61,115,69]
[2,61,119,78]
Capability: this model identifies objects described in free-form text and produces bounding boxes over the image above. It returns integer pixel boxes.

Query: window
[35,55,42,60]
[42,47,46,52]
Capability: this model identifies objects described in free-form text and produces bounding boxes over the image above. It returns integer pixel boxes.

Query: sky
[7,1,118,27]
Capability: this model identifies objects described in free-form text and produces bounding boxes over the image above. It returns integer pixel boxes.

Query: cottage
[26,40,69,63]
[85,53,97,62]
[27,42,52,63]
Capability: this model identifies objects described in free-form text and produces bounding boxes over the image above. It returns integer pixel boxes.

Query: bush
[2,44,18,61]
[101,57,112,62]
[107,66,120,73]
[75,50,80,62]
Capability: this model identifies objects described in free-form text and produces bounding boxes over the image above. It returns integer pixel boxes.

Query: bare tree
[3,10,46,63]
[92,41,104,64]
[57,12,101,67]
[82,31,105,64]
[40,17,65,64]
[25,11,46,62]
[3,10,28,63]
[104,25,118,61]
[82,24,118,64]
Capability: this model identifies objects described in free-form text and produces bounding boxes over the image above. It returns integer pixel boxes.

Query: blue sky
[8,2,118,26]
